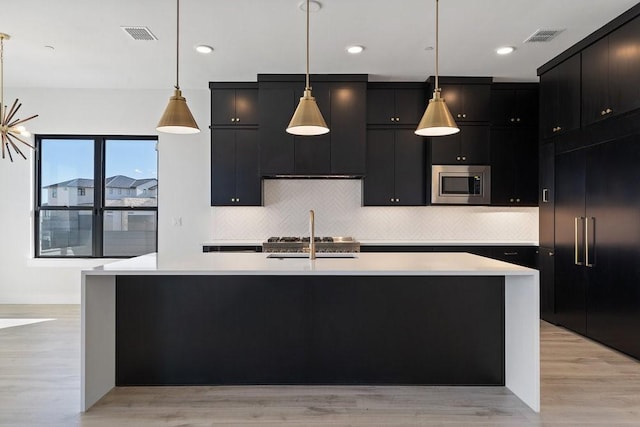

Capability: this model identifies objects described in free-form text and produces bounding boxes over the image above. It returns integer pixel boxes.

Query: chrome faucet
[309,210,316,260]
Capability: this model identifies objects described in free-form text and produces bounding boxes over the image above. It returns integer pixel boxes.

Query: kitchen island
[81,252,539,412]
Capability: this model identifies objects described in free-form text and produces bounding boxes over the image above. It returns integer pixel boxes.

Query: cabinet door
[585,137,640,359]
[394,130,426,206]
[211,89,237,126]
[460,125,490,164]
[331,82,366,175]
[554,149,587,335]
[211,129,238,206]
[363,129,395,206]
[539,142,555,248]
[557,54,582,135]
[539,247,556,324]
[366,89,396,125]
[461,84,491,122]
[581,36,610,126]
[490,89,515,127]
[609,15,640,119]
[514,88,539,127]
[431,131,461,164]
[394,88,426,125]
[489,128,516,205]
[539,69,558,140]
[235,129,261,206]
[513,129,538,205]
[259,87,297,175]
[234,89,259,125]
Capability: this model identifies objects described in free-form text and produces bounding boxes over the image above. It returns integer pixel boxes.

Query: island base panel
[116,275,505,386]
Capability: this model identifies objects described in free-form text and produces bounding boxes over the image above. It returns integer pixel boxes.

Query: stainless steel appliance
[431,165,491,205]
[263,236,360,253]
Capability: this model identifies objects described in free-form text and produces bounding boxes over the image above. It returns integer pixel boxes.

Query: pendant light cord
[0,36,4,109]
[305,0,310,90]
[175,0,180,90]
[435,0,439,91]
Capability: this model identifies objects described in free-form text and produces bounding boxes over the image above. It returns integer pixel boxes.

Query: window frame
[34,135,158,259]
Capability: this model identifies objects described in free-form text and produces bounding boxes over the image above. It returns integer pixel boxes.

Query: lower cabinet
[211,128,262,206]
[363,129,427,206]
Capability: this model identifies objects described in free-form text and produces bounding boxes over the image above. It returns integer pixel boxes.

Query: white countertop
[84,252,537,277]
[202,240,539,247]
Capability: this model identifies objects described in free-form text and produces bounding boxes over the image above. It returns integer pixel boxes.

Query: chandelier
[0,33,38,162]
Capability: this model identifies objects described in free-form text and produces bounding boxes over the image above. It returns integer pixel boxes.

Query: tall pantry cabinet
[539,4,640,360]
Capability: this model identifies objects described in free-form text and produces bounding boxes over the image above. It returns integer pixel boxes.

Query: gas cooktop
[263,236,360,253]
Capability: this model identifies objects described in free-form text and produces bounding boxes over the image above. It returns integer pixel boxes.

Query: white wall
[0,86,538,304]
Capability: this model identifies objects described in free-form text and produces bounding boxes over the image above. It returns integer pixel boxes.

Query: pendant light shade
[157,89,199,134]
[415,0,459,137]
[157,0,199,134]
[286,89,329,136]
[286,0,329,136]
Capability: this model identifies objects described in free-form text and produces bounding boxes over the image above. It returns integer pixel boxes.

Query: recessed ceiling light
[195,45,214,54]
[299,1,321,12]
[496,46,515,55]
[346,45,364,54]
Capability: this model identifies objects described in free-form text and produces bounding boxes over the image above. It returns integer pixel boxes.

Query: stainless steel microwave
[431,165,491,205]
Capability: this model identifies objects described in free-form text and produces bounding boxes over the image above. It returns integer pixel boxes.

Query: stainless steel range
[263,236,360,253]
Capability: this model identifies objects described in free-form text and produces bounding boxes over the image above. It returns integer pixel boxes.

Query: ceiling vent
[524,29,564,43]
[121,26,158,41]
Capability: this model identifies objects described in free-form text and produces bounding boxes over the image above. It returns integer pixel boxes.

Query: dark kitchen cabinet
[582,15,640,126]
[538,247,556,324]
[431,124,490,165]
[211,128,261,206]
[366,83,426,126]
[259,75,366,176]
[490,127,538,206]
[210,83,259,127]
[539,54,581,140]
[363,129,426,206]
[435,77,492,123]
[490,84,539,127]
[555,136,640,359]
[539,142,555,248]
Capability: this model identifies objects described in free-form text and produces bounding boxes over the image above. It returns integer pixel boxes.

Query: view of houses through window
[36,136,158,257]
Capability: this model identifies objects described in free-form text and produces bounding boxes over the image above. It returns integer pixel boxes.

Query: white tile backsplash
[211,179,538,242]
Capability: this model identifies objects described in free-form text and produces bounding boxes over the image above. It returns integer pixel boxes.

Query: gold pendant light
[286,0,329,136]
[415,0,459,137]
[0,33,38,162]
[157,0,200,134]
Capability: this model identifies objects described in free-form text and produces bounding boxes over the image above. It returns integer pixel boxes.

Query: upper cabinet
[433,77,492,123]
[367,83,426,126]
[539,54,581,140]
[210,83,259,127]
[582,15,640,126]
[490,84,538,127]
[259,75,367,177]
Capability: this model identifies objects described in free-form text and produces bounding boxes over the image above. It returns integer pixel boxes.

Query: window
[35,136,158,258]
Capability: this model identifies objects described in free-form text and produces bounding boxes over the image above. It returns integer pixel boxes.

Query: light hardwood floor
[1,305,639,426]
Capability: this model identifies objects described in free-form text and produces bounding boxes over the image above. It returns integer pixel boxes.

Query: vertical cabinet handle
[542,188,549,203]
[585,217,595,267]
[574,217,584,266]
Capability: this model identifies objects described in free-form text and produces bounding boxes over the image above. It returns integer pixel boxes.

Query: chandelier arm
[5,133,27,159]
[1,133,6,159]
[7,130,34,149]
[8,113,39,128]
[4,99,20,124]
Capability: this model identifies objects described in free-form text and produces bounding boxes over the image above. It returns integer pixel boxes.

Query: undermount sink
[266,253,358,259]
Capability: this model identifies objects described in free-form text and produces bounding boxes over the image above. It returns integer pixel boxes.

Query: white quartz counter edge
[83,252,538,277]
[202,240,539,246]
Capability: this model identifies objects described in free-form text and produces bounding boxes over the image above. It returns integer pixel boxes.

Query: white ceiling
[1,0,638,90]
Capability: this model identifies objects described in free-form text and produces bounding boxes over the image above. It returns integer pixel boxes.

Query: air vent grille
[121,26,158,41]
[524,29,564,43]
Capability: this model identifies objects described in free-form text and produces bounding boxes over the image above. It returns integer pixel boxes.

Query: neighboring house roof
[45,175,157,189]
[44,178,94,189]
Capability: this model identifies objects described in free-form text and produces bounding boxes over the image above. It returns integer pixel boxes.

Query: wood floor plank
[0,305,639,426]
